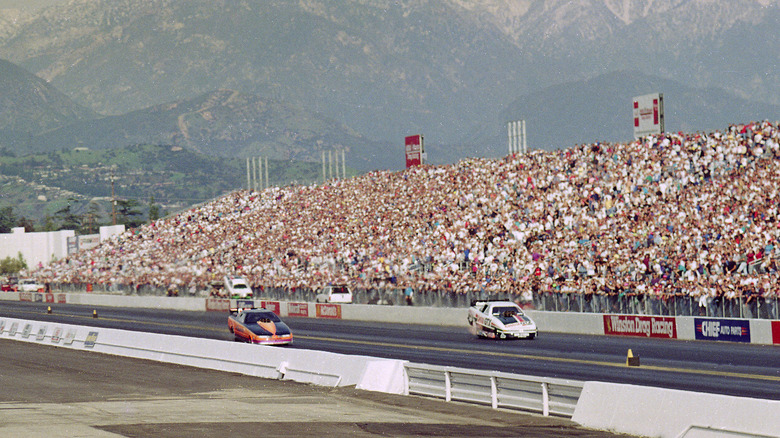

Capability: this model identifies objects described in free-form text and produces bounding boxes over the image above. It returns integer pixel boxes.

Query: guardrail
[403,363,583,418]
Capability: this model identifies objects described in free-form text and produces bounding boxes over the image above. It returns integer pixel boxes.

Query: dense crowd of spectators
[28,121,780,315]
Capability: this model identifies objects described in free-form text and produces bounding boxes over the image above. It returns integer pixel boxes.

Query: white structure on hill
[0,225,124,269]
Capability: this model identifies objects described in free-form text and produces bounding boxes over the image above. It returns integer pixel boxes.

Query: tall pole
[522,120,527,154]
[321,151,326,183]
[250,157,255,191]
[342,150,346,179]
[507,120,527,155]
[246,158,251,190]
[256,157,261,190]
[334,150,339,180]
[110,169,117,225]
[264,156,269,188]
[508,121,513,155]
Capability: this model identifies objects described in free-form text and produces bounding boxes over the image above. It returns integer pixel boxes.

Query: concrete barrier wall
[0,316,406,393]
[0,293,17,302]
[573,381,780,438]
[525,310,605,335]
[340,302,466,325]
[66,293,207,312]
[749,319,775,345]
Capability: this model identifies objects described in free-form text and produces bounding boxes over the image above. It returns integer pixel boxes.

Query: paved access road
[0,340,632,437]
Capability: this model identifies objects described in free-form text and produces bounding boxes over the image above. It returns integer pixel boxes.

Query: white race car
[467,300,537,340]
[223,275,252,298]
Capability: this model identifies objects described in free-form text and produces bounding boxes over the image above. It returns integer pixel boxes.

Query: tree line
[0,197,163,235]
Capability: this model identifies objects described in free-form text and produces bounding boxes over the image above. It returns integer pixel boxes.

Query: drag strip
[1,300,778,400]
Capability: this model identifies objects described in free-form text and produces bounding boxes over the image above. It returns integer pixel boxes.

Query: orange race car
[228,307,293,345]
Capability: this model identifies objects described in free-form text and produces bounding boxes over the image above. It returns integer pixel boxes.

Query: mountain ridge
[0,59,97,134]
[4,0,774,148]
[0,1,778,165]
[2,79,395,170]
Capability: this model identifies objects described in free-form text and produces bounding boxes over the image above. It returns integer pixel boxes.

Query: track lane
[1,300,778,400]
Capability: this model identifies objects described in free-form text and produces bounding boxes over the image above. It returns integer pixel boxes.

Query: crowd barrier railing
[404,362,583,417]
[40,283,780,320]
[531,291,780,320]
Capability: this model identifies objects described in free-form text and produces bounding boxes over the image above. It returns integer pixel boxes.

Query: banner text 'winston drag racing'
[603,315,677,338]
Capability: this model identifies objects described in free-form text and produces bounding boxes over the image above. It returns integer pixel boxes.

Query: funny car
[467,300,537,340]
[223,275,253,298]
[228,306,293,345]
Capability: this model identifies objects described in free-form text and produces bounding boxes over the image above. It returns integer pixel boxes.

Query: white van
[315,285,352,303]
[223,275,252,298]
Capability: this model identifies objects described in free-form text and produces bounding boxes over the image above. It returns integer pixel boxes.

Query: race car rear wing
[470,299,518,307]
[229,303,256,315]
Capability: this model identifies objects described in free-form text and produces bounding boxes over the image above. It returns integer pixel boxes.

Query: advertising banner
[695,318,751,343]
[603,314,677,338]
[64,329,76,345]
[84,331,99,348]
[36,326,47,341]
[260,301,280,315]
[633,93,664,138]
[205,298,230,311]
[287,302,309,317]
[772,321,780,345]
[78,234,101,251]
[405,134,424,168]
[316,303,342,319]
[52,326,63,343]
[67,236,79,255]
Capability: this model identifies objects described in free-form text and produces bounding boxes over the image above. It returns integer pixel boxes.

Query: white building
[0,225,124,269]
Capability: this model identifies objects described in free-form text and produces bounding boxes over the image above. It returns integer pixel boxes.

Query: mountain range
[0,0,778,215]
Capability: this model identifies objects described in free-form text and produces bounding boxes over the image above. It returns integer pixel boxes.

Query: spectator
[26,121,780,319]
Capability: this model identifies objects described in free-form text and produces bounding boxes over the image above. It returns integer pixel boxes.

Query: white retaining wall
[66,293,207,312]
[0,316,406,394]
[573,381,780,438]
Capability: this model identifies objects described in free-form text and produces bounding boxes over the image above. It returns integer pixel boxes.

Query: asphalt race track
[1,301,778,402]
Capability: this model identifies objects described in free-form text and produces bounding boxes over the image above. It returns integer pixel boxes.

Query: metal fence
[404,362,583,418]
[530,291,780,320]
[46,282,780,320]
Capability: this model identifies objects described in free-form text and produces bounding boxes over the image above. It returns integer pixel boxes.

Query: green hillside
[0,144,337,229]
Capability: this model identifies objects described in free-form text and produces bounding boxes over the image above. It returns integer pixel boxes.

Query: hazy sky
[0,0,59,11]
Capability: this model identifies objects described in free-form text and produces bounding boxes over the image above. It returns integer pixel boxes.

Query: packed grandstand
[25,121,780,318]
